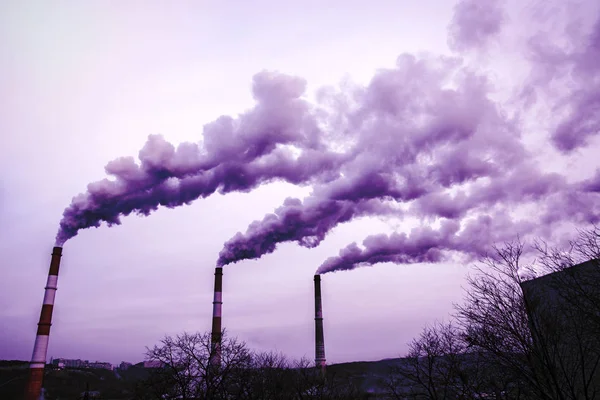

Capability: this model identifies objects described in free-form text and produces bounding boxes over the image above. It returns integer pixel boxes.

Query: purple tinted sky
[1,0,599,365]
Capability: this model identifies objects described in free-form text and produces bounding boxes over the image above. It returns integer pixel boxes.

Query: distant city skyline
[45,357,158,370]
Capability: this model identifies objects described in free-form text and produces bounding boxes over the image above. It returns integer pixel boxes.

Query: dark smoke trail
[315,214,532,274]
[218,196,402,266]
[316,200,600,275]
[324,175,600,274]
[55,71,346,245]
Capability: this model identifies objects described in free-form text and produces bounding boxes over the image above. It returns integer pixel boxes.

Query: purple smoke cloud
[316,214,536,274]
[56,71,345,245]
[552,89,600,152]
[57,0,600,279]
[316,187,600,275]
[582,169,600,193]
[521,5,600,152]
[447,0,506,52]
[218,0,600,273]
[217,196,400,266]
[409,165,567,220]
[218,55,525,265]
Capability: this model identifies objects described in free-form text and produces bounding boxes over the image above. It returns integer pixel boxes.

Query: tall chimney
[25,246,62,400]
[210,267,223,367]
[314,275,326,372]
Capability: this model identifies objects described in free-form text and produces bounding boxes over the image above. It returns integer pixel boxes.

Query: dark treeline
[135,331,366,400]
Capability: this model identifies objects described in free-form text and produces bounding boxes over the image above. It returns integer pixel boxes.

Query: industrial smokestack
[314,275,326,372]
[24,246,62,400]
[210,267,223,367]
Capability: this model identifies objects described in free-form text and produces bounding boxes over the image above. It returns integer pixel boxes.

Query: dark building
[51,358,113,370]
[520,258,600,398]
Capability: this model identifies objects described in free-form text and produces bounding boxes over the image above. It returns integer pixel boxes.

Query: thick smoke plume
[56,72,345,245]
[218,0,600,272]
[58,0,600,276]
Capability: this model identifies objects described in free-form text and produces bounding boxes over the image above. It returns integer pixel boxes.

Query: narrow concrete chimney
[314,275,326,371]
[25,246,62,400]
[210,267,223,367]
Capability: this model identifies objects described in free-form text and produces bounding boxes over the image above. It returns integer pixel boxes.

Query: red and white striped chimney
[210,267,223,367]
[24,246,62,400]
[314,275,326,372]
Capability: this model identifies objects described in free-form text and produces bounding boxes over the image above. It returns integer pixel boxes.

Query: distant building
[88,361,113,370]
[51,358,113,370]
[52,358,86,369]
[119,361,133,370]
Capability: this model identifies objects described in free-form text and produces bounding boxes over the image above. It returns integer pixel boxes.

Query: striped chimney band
[210,267,223,366]
[25,246,62,400]
[314,275,326,371]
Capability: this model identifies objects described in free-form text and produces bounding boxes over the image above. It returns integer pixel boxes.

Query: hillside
[0,357,414,399]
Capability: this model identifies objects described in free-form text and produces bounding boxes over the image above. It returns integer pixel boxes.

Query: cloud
[447,0,506,52]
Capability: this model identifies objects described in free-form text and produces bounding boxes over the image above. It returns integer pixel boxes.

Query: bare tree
[458,232,600,399]
[228,351,297,400]
[277,357,366,400]
[140,330,252,400]
[455,240,540,399]
[385,322,491,399]
[534,226,600,333]
[137,331,368,400]
[395,228,600,399]
[531,227,600,399]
